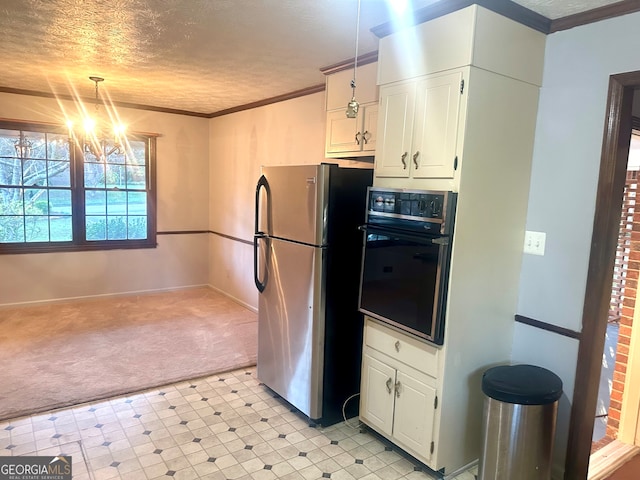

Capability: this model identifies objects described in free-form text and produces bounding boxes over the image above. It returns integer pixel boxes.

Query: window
[0,120,156,253]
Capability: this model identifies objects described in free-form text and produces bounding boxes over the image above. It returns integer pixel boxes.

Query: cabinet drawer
[365,318,439,378]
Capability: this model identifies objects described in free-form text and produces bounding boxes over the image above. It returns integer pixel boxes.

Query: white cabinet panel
[393,370,437,458]
[360,353,395,436]
[374,81,416,177]
[412,72,462,179]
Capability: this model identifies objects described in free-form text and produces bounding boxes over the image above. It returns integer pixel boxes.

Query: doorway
[566,74,640,479]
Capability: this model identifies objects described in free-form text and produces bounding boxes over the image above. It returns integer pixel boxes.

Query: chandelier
[76,76,126,159]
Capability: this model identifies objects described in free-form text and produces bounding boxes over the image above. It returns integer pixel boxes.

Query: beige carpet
[0,287,257,421]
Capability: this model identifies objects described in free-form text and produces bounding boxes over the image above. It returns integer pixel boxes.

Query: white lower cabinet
[360,319,438,466]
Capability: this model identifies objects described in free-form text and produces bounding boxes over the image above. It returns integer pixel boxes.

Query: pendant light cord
[351,0,361,96]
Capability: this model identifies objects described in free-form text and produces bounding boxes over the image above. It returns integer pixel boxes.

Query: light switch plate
[524,230,546,256]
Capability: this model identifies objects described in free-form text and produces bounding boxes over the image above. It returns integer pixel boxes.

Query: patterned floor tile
[0,367,479,480]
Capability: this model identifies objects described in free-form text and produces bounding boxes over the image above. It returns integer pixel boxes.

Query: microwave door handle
[361,224,449,245]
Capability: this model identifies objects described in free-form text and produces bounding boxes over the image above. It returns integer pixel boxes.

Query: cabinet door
[374,81,416,178]
[361,104,378,153]
[392,370,437,461]
[411,71,462,179]
[326,109,359,154]
[360,353,395,436]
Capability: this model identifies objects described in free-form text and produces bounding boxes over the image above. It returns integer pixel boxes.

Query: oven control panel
[367,188,449,221]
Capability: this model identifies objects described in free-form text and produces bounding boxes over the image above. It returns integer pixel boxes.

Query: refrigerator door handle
[255,174,270,235]
[254,233,267,293]
[255,174,270,293]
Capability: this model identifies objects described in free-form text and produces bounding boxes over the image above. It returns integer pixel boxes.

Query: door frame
[565,72,638,478]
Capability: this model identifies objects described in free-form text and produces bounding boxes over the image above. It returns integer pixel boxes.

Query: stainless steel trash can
[478,364,563,480]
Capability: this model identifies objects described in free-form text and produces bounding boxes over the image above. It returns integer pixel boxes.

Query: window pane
[0,188,23,214]
[127,216,147,239]
[127,192,147,215]
[47,134,70,160]
[23,159,48,186]
[48,161,70,187]
[50,190,72,216]
[108,148,126,165]
[106,164,126,189]
[0,129,20,157]
[50,216,72,242]
[24,188,48,215]
[85,190,106,215]
[0,216,24,242]
[126,165,146,189]
[86,216,106,241]
[107,190,126,215]
[83,144,102,163]
[25,216,49,242]
[0,122,155,252]
[127,141,146,165]
[106,216,127,240]
[0,157,22,186]
[27,133,47,160]
[85,162,106,188]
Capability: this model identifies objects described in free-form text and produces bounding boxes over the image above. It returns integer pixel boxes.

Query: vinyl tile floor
[0,367,478,480]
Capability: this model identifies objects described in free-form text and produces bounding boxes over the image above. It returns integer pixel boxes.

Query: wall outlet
[524,230,546,256]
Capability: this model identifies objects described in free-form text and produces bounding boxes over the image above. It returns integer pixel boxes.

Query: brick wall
[606,171,638,438]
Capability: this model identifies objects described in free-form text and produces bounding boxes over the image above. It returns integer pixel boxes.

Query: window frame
[0,119,157,254]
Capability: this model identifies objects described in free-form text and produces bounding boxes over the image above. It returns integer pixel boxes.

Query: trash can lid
[482,364,563,405]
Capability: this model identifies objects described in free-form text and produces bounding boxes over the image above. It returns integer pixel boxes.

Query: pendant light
[345,0,362,119]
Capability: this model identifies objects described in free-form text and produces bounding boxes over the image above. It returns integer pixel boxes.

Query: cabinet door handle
[386,377,393,394]
[362,130,369,144]
[400,152,408,169]
[355,132,361,145]
[413,151,420,169]
[395,381,402,398]
[395,340,401,352]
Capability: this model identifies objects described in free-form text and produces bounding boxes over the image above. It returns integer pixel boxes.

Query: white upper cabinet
[324,62,379,158]
[325,103,377,155]
[375,70,462,179]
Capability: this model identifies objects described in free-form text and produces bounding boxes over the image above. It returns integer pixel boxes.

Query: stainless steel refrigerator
[253,164,372,426]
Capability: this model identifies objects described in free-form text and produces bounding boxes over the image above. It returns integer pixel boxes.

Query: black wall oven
[358,187,457,345]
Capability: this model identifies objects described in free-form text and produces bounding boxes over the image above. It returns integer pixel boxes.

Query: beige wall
[0,89,370,308]
[0,92,210,305]
[208,92,370,310]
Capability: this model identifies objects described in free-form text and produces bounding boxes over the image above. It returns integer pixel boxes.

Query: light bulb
[83,117,96,133]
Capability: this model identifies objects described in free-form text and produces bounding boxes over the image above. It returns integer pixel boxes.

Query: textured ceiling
[0,0,626,115]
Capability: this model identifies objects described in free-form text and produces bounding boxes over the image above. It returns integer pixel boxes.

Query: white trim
[0,284,209,309]
[588,440,640,480]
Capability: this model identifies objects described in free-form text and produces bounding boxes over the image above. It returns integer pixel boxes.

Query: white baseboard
[0,284,211,309]
[207,284,258,313]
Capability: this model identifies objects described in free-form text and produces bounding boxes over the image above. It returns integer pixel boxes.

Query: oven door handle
[359,224,449,245]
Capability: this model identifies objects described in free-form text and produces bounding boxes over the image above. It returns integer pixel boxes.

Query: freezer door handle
[255,174,270,235]
[254,233,267,293]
